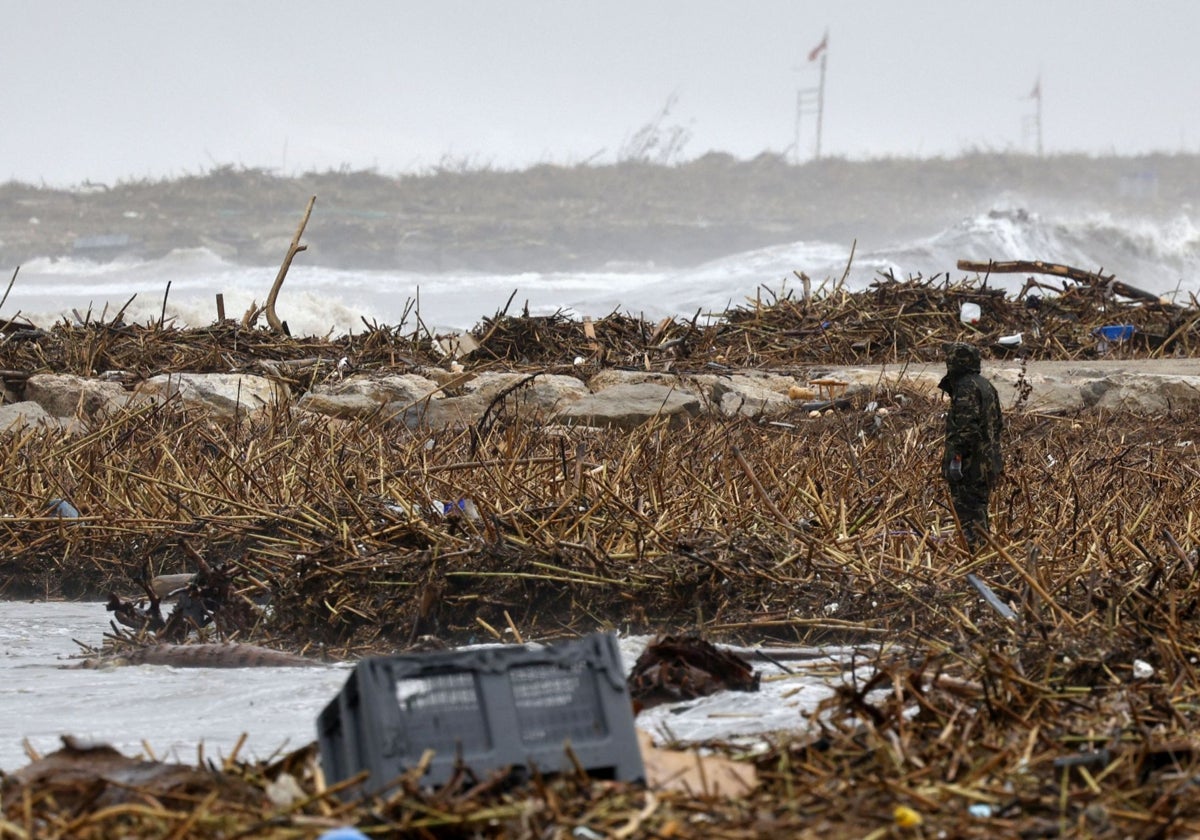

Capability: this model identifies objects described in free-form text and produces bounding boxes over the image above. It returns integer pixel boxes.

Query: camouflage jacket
[939,371,1003,485]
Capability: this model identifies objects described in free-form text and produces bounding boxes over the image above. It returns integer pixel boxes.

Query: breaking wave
[4,206,1197,336]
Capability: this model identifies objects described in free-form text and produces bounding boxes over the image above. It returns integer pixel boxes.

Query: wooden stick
[732,446,795,533]
[0,265,18,315]
[265,195,316,334]
[158,280,171,330]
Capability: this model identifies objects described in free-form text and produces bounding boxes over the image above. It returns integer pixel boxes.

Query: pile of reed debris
[0,263,1195,384]
[4,269,1200,837]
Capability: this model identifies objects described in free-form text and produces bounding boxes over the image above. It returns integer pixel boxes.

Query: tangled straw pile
[4,274,1200,836]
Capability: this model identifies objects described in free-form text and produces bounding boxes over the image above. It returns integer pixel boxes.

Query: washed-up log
[73,642,321,668]
[957,259,1182,309]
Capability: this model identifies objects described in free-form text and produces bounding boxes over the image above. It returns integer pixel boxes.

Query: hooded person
[938,342,1003,548]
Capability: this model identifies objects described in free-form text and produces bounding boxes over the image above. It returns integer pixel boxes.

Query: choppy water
[3,205,1197,337]
[0,601,859,774]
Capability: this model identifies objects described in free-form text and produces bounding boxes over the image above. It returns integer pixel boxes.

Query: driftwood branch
[957,259,1182,310]
[0,265,18,315]
[264,196,316,334]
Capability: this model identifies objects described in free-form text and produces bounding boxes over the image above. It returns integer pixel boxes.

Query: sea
[0,201,1197,773]
[3,205,1198,338]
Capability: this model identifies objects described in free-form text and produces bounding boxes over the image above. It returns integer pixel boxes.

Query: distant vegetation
[0,153,1194,272]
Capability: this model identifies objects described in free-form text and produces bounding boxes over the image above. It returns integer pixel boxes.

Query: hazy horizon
[2,1,1197,187]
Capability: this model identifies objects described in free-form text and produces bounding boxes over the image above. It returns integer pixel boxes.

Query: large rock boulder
[710,373,802,418]
[553,382,701,429]
[986,367,1089,412]
[0,401,64,432]
[379,372,589,430]
[822,359,1200,416]
[297,373,443,420]
[393,393,492,429]
[815,366,942,399]
[24,373,132,420]
[587,370,703,393]
[1089,373,1200,414]
[459,372,588,415]
[135,373,285,420]
[587,368,807,418]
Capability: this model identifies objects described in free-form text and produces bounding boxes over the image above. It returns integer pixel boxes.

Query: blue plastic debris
[1094,324,1136,343]
[433,498,480,520]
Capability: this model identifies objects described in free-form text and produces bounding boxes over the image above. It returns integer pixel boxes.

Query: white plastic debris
[960,302,981,325]
[1132,659,1154,680]
[997,332,1022,347]
[265,773,305,807]
[46,499,79,518]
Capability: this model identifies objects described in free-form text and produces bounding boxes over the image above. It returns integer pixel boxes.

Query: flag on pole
[808,32,828,62]
[1029,78,1041,100]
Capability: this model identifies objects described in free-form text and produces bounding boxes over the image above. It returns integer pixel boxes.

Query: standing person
[939,342,1003,548]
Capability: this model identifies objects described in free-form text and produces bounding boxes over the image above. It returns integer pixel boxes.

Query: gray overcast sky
[3,0,1197,186]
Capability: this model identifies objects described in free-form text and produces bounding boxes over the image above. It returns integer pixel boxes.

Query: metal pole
[794,90,803,165]
[815,52,827,160]
[1036,81,1043,157]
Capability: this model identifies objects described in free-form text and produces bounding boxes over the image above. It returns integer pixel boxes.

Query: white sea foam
[4,205,1197,336]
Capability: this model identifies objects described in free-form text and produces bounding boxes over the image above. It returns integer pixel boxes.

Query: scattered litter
[1095,324,1136,343]
[45,498,79,518]
[809,378,848,399]
[637,730,758,797]
[318,829,369,840]
[893,804,923,827]
[432,498,480,520]
[1095,324,1136,354]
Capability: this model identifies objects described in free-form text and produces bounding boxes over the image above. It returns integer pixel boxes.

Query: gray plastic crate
[317,632,643,793]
